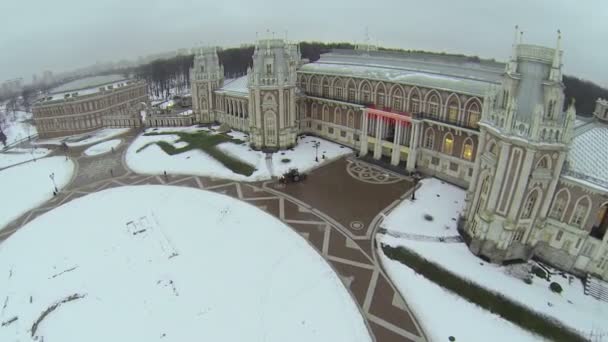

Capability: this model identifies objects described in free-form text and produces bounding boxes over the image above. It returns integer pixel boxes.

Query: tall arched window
[361,82,371,103]
[462,138,474,161]
[571,197,591,228]
[333,78,343,99]
[311,77,320,96]
[447,96,460,123]
[376,83,386,108]
[347,80,356,102]
[409,89,421,113]
[391,87,403,111]
[466,101,481,128]
[322,78,330,98]
[521,190,539,219]
[443,133,454,155]
[424,128,435,149]
[428,94,440,116]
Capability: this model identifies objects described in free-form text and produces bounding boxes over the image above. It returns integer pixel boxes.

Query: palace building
[32,75,148,138]
[188,34,608,281]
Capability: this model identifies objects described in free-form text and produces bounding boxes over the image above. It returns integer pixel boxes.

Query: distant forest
[133,41,607,115]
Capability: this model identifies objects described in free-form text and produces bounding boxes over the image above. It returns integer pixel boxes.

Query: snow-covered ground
[272,135,353,176]
[0,147,52,169]
[126,128,352,181]
[126,132,270,181]
[1,109,37,145]
[83,139,121,156]
[379,178,608,338]
[0,186,371,342]
[0,156,74,230]
[36,128,130,147]
[380,255,544,342]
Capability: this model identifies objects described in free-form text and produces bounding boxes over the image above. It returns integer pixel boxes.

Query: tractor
[279,168,307,184]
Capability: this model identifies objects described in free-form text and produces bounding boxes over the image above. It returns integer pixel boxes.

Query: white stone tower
[247,39,300,150]
[463,28,576,262]
[594,98,608,122]
[190,47,224,123]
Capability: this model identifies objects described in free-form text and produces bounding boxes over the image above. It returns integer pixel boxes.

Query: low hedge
[382,244,585,342]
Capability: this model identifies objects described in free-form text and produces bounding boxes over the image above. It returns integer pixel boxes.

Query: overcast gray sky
[1,0,607,87]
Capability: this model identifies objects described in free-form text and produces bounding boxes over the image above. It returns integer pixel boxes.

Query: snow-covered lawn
[272,135,353,176]
[83,139,121,156]
[1,110,37,145]
[0,156,74,230]
[126,131,270,181]
[380,255,543,342]
[0,186,371,342]
[379,178,608,337]
[126,127,352,181]
[0,147,52,169]
[35,128,130,147]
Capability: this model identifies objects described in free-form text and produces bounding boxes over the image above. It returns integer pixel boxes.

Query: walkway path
[0,129,427,342]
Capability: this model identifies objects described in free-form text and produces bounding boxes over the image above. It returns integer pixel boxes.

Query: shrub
[550,282,563,294]
[423,214,434,221]
[532,265,548,280]
[523,278,533,285]
[281,158,291,163]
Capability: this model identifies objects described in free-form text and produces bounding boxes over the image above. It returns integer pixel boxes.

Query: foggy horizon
[2,0,607,87]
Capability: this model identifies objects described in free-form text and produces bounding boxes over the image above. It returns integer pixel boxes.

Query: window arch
[486,139,498,156]
[408,87,421,113]
[312,103,320,120]
[462,137,474,161]
[550,188,571,221]
[334,107,342,125]
[426,91,441,117]
[442,132,454,155]
[424,127,435,149]
[446,94,461,123]
[347,79,357,102]
[310,76,320,96]
[521,189,541,219]
[375,82,387,108]
[359,81,372,104]
[465,99,481,128]
[570,196,592,228]
[333,78,344,99]
[535,155,551,170]
[347,109,355,128]
[322,77,330,98]
[322,105,330,122]
[390,85,404,111]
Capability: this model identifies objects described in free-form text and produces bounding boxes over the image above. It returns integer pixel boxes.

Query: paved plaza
[0,129,426,342]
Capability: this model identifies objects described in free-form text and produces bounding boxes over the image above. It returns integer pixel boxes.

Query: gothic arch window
[502,90,509,108]
[347,79,357,102]
[312,103,320,120]
[486,140,498,156]
[390,86,404,111]
[442,132,454,155]
[535,155,551,170]
[570,196,592,228]
[298,75,308,90]
[550,188,571,221]
[322,77,330,98]
[409,87,421,113]
[360,81,372,104]
[310,76,320,96]
[424,127,435,149]
[334,108,343,125]
[375,83,386,108]
[547,100,555,120]
[426,92,441,117]
[347,109,355,128]
[473,173,491,220]
[446,94,461,123]
[521,189,541,219]
[462,137,474,161]
[333,78,344,99]
[465,100,481,128]
[322,105,329,122]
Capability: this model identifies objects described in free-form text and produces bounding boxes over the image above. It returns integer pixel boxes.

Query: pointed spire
[552,29,562,69]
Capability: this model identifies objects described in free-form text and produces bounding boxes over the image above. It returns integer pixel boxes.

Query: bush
[523,278,533,285]
[532,265,548,280]
[423,214,434,221]
[281,158,291,163]
[550,282,563,294]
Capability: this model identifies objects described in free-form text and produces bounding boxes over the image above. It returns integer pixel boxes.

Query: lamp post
[49,173,58,193]
[313,141,320,162]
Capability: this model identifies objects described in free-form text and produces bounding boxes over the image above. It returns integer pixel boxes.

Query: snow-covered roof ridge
[564,123,608,192]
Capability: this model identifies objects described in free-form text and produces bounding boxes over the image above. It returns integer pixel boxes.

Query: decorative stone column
[373,116,383,160]
[406,122,419,171]
[391,121,402,166]
[487,141,511,212]
[360,110,369,156]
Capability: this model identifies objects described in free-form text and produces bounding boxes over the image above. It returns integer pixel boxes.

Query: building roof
[565,122,608,192]
[37,75,132,104]
[298,50,505,96]
[217,76,249,97]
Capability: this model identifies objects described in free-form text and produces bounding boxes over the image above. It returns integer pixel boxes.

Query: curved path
[0,130,427,342]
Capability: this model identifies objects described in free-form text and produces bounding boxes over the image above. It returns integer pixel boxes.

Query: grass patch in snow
[381,244,586,342]
[137,131,255,176]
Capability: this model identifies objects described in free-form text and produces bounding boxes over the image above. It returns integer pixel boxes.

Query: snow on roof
[565,123,608,191]
[51,75,127,93]
[299,52,503,96]
[40,75,132,103]
[217,76,249,96]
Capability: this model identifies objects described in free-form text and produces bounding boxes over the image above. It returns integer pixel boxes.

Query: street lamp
[313,141,320,162]
[49,173,58,193]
